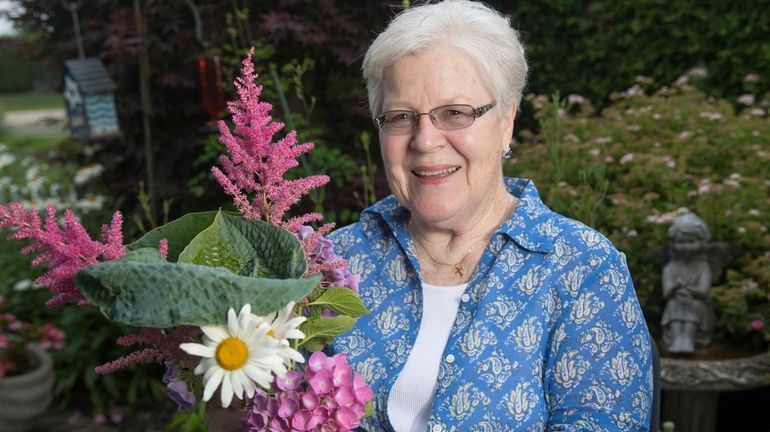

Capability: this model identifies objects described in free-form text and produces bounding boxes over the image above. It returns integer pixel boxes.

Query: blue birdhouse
[63,58,120,139]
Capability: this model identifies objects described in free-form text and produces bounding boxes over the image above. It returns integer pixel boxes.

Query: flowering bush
[0,49,372,429]
[0,293,65,377]
[510,69,770,351]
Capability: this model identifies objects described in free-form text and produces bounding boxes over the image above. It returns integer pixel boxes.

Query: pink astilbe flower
[0,203,124,306]
[213,48,329,231]
[94,326,200,374]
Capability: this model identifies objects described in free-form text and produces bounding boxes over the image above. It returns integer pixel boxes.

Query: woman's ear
[502,103,518,149]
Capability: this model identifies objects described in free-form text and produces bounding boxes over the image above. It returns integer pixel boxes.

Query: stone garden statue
[659,212,734,355]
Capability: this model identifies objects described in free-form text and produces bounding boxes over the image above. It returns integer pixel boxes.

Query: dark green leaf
[177,211,307,279]
[75,250,319,328]
[127,211,220,262]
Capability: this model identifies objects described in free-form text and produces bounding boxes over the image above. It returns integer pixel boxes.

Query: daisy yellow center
[215,337,249,370]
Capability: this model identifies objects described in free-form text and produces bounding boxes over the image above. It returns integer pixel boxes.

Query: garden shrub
[509,71,770,350]
[494,0,770,109]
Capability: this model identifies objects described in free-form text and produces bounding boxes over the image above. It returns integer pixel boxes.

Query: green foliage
[0,39,35,92]
[167,401,207,432]
[299,316,356,352]
[498,0,770,108]
[77,247,319,327]
[510,75,770,346]
[309,286,369,318]
[128,211,219,262]
[0,91,63,112]
[177,211,307,278]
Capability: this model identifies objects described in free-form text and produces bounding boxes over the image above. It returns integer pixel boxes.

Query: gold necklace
[409,221,475,277]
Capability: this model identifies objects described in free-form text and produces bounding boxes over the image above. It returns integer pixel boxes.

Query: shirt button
[445,354,455,364]
[461,293,470,302]
[432,425,443,432]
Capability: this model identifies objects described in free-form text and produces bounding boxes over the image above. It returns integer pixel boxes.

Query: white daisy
[264,301,307,365]
[180,304,285,407]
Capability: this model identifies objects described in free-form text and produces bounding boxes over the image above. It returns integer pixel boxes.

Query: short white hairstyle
[362,0,528,118]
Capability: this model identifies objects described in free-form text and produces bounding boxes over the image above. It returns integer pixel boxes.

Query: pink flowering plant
[0,293,65,377]
[0,49,372,430]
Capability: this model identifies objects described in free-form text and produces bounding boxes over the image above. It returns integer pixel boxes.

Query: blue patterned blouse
[330,178,653,431]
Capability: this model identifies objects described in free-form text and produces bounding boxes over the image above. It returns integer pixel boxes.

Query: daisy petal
[201,325,228,342]
[220,373,234,407]
[203,368,225,402]
[179,343,215,358]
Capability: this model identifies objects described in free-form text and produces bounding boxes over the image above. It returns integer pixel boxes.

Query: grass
[0,91,64,112]
[0,124,67,154]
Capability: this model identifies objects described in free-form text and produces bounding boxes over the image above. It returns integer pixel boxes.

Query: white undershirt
[387,282,468,432]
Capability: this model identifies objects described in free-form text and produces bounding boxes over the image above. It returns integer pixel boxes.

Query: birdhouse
[63,58,120,139]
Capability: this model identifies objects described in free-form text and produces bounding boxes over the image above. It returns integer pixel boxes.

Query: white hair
[362,0,528,118]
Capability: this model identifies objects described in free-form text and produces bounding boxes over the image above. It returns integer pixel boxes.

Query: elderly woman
[329,0,653,431]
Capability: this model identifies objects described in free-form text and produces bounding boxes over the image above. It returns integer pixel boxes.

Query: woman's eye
[387,113,411,122]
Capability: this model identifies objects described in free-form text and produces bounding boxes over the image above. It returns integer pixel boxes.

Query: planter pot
[0,343,55,432]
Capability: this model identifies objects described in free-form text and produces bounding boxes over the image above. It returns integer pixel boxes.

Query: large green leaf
[126,211,220,262]
[76,248,319,328]
[298,315,356,351]
[309,287,369,317]
[177,211,307,279]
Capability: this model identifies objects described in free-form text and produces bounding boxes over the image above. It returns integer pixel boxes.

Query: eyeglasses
[375,101,496,136]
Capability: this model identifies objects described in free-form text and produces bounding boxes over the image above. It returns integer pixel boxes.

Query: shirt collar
[360,177,555,254]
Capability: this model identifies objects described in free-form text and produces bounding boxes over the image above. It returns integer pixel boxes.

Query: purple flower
[167,380,196,411]
[244,352,373,431]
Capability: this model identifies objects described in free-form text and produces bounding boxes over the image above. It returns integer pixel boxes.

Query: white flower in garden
[73,163,105,185]
[699,111,723,121]
[748,209,761,216]
[180,304,287,408]
[678,131,693,140]
[625,124,641,132]
[619,153,635,165]
[0,153,15,169]
[737,94,756,106]
[750,108,766,117]
[743,73,760,83]
[76,194,105,211]
[594,137,612,145]
[567,94,587,105]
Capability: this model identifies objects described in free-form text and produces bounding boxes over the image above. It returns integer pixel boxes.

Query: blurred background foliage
[0,0,769,427]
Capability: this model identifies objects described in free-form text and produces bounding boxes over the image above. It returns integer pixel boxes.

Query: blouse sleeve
[544,250,653,431]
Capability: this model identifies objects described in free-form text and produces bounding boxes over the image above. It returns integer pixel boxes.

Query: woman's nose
[410,114,443,153]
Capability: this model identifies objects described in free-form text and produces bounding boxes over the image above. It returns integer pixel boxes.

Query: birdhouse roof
[64,58,116,93]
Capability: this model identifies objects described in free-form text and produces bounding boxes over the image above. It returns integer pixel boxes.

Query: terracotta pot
[0,343,55,432]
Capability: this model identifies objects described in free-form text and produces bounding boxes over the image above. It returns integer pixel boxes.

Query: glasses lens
[432,105,475,130]
[379,111,415,135]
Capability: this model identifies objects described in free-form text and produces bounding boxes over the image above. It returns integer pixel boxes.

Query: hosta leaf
[177,210,307,279]
[126,211,220,262]
[75,248,319,328]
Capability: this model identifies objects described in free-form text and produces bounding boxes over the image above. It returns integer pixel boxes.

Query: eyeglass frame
[374,101,497,135]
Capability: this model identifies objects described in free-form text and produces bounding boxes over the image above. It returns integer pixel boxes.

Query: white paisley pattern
[330,178,652,431]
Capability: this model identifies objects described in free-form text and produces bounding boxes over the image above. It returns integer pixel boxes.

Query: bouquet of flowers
[0,50,373,431]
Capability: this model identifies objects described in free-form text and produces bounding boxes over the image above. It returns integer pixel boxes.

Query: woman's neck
[409,187,517,285]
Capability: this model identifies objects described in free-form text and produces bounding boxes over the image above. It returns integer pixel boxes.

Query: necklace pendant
[454,264,465,277]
